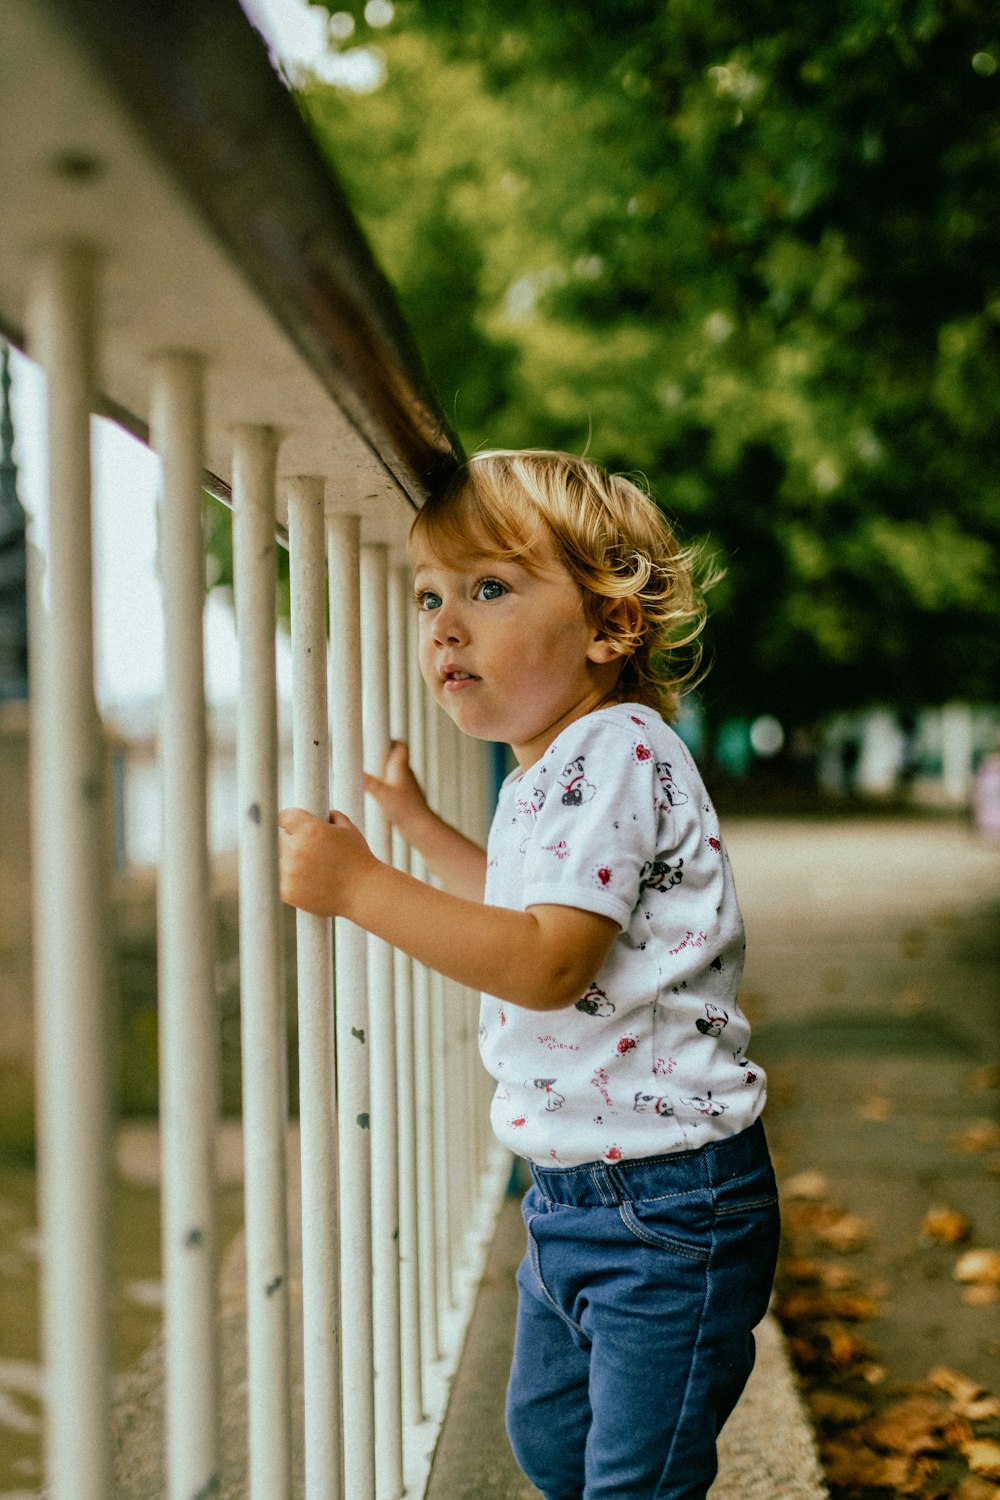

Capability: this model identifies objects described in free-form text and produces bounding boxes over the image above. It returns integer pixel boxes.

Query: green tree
[298,1,1000,724]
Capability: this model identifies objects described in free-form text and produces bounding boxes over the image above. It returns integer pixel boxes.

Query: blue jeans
[506,1119,780,1500]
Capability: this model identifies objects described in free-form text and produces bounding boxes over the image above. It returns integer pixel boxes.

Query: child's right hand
[364,742,431,839]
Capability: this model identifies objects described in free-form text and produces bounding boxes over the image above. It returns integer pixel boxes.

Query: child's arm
[364,742,487,901]
[278,806,617,1012]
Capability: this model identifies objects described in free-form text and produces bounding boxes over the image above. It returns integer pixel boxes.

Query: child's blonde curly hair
[409,449,710,723]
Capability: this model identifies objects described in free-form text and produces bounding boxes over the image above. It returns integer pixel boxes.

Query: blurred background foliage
[287,0,999,726]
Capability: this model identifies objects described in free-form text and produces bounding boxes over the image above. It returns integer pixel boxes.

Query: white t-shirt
[480,702,766,1167]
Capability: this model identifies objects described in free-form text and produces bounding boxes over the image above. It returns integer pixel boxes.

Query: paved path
[726,815,1000,1395]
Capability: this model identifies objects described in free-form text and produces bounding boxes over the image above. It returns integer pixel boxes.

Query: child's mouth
[443,670,480,691]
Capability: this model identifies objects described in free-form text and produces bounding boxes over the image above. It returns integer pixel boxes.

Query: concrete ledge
[110,1125,512,1500]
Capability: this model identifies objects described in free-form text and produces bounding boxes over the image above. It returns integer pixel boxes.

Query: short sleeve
[520,716,664,930]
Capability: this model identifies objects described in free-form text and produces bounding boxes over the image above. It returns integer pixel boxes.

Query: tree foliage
[298,0,1000,723]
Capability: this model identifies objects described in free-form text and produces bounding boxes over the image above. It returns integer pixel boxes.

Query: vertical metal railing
[360,544,404,1500]
[25,261,508,1500]
[152,351,222,1500]
[286,476,339,1500]
[388,564,424,1432]
[27,240,113,1500]
[232,426,295,1500]
[326,512,377,1500]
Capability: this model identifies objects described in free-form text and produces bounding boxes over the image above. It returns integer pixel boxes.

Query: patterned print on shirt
[655,760,689,811]
[696,1003,729,1037]
[558,755,595,806]
[575,981,615,1017]
[532,1078,565,1111]
[634,1091,675,1117]
[639,857,684,894]
[683,1092,728,1117]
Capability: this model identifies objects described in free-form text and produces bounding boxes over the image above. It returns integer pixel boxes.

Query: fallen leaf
[822,1440,918,1491]
[941,1415,975,1450]
[969,1063,1000,1093]
[806,1389,870,1426]
[828,1441,938,1495]
[958,1396,1000,1422]
[950,1121,1000,1154]
[782,1256,824,1284]
[784,1170,830,1200]
[777,1287,878,1323]
[817,1320,872,1368]
[952,1478,1000,1500]
[960,1283,999,1307]
[818,1261,862,1290]
[922,1207,973,1243]
[817,1211,872,1253]
[963,1437,1000,1479]
[954,1249,1000,1285]
[866,1395,951,1456]
[927,1366,986,1404]
[859,1094,893,1122]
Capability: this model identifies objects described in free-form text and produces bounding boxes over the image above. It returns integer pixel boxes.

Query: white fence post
[423,703,455,1333]
[26,240,112,1500]
[360,543,404,1500]
[286,476,340,1500]
[150,351,222,1500]
[388,562,424,1428]
[327,513,376,1500]
[405,615,441,1373]
[231,426,294,1500]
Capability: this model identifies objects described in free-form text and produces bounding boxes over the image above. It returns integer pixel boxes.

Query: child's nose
[432,602,468,645]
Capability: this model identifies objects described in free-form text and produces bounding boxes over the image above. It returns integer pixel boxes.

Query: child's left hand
[277,807,379,918]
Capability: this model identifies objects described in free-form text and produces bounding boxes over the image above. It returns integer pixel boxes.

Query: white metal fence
[1,0,515,1487]
[24,239,506,1500]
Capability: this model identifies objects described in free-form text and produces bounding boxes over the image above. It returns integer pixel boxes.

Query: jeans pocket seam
[715,1194,779,1218]
[526,1215,586,1336]
[618,1202,709,1262]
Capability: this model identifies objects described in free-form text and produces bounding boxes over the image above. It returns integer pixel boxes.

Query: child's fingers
[278,806,313,834]
[385,741,409,780]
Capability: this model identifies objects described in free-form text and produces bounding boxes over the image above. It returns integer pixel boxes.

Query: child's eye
[475,577,507,601]
[415,590,442,612]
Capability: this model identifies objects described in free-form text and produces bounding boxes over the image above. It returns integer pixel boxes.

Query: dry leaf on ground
[950,1121,1000,1154]
[960,1283,1000,1307]
[777,1287,879,1323]
[968,1063,1000,1093]
[817,1211,873,1253]
[822,1439,932,1495]
[927,1366,987,1404]
[783,1170,831,1200]
[866,1395,952,1457]
[954,1249,1000,1286]
[963,1438,1000,1480]
[806,1389,870,1427]
[951,1477,1000,1500]
[922,1207,973,1243]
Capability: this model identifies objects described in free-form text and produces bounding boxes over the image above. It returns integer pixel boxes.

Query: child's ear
[586,597,641,664]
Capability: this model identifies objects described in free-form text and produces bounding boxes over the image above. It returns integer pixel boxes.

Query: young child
[278,449,779,1500]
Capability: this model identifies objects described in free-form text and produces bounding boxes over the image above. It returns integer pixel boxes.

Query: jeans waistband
[527,1118,770,1208]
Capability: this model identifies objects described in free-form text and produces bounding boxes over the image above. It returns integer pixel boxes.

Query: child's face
[411,534,620,769]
